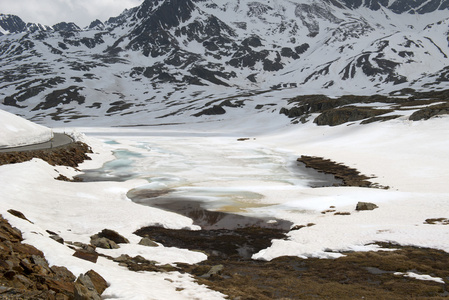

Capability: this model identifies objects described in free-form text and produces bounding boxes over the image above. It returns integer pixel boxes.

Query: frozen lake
[77,129,341,228]
[68,120,449,261]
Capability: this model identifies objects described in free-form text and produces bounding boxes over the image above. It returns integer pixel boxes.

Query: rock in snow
[356,202,379,211]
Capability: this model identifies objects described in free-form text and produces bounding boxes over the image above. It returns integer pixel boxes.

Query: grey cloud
[1,0,142,27]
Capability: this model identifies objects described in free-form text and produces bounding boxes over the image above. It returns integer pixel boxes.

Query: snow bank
[0,109,53,148]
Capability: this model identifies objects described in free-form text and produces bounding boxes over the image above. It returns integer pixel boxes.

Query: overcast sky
[1,0,143,28]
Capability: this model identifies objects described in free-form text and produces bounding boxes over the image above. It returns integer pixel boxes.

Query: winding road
[0,133,73,153]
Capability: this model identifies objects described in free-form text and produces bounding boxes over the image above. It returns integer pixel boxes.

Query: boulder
[90,237,119,249]
[356,202,378,211]
[92,229,129,244]
[85,270,108,295]
[138,237,158,247]
[73,250,99,263]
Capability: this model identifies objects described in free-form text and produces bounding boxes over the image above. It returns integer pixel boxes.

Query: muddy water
[128,188,293,230]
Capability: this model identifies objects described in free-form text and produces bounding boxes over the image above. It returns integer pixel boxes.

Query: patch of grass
[187,246,449,299]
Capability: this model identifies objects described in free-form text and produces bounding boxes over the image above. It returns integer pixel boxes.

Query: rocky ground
[0,213,108,299]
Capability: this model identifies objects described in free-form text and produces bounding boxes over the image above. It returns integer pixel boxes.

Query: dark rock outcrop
[314,107,392,126]
[409,103,449,121]
[193,105,227,117]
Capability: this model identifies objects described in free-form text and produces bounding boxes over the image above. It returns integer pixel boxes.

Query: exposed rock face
[0,214,108,299]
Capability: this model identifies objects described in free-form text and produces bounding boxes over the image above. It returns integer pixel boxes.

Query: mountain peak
[0,14,26,35]
[88,19,105,30]
[52,22,81,32]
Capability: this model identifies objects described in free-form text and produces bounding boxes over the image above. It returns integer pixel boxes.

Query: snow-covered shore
[1,109,449,298]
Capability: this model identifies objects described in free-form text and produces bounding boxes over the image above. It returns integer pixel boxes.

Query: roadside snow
[0,109,53,148]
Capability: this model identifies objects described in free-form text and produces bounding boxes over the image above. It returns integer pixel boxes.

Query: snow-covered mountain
[1,0,449,125]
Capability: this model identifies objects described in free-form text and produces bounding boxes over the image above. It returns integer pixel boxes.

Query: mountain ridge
[1,0,449,125]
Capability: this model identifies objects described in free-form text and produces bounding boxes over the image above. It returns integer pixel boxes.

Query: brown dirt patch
[135,225,449,299]
[0,141,92,168]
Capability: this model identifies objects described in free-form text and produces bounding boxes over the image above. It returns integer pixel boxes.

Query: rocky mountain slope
[0,212,108,299]
[1,0,449,126]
